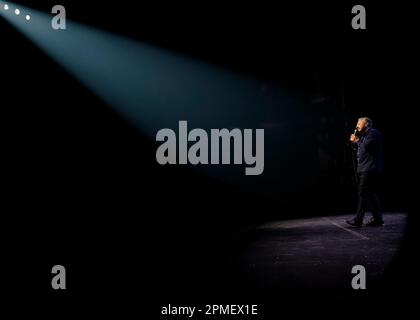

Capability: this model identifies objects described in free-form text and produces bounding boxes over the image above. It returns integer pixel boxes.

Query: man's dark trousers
[355,170,383,222]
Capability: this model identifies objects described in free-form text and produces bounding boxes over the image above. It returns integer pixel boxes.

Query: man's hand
[350,134,359,143]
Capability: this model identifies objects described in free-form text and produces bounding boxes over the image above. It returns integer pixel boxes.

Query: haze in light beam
[0,1,293,135]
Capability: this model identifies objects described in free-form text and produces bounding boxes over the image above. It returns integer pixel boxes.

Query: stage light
[3,3,8,10]
[14,8,19,15]
[25,14,30,20]
[0,0,300,189]
[0,1,283,133]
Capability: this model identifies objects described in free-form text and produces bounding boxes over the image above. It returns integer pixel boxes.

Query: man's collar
[362,127,371,136]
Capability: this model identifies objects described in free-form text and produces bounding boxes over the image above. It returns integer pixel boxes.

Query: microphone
[350,128,358,144]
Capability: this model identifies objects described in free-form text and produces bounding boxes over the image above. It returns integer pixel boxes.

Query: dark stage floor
[228,213,407,296]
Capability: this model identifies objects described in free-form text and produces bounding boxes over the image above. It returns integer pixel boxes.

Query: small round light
[4,4,9,10]
[25,14,30,20]
[14,8,20,15]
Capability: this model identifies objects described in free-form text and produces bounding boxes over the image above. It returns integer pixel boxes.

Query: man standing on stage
[346,117,384,227]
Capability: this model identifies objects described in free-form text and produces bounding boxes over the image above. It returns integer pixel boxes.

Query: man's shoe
[365,218,384,227]
[345,219,363,227]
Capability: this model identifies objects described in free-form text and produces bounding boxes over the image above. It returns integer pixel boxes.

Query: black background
[1,0,417,318]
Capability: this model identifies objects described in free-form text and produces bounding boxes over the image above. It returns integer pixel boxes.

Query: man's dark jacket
[356,128,384,173]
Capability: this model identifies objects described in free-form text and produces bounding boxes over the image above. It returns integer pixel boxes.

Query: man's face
[356,119,368,133]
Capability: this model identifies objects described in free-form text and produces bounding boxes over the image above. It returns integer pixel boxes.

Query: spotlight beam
[1,1,308,189]
[1,1,293,135]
